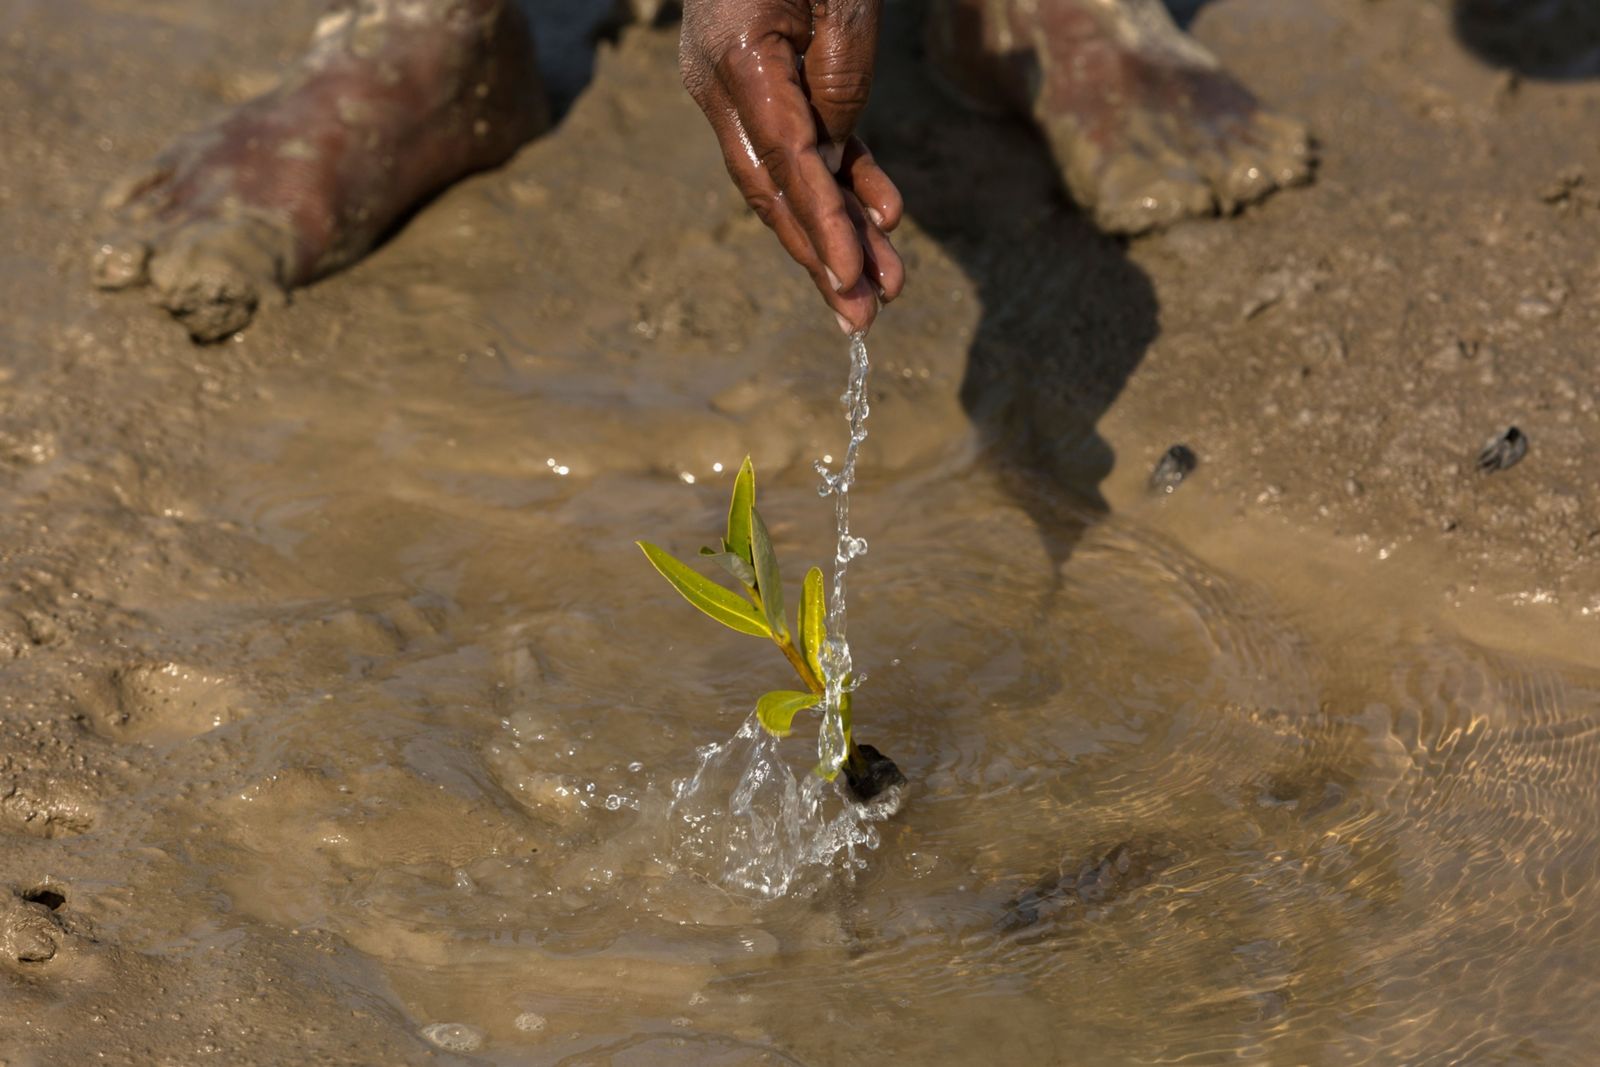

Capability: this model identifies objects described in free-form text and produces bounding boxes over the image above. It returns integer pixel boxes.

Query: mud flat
[2,1,1598,1063]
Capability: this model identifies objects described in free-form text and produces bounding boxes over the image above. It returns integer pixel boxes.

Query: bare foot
[927,0,1313,234]
[93,0,548,341]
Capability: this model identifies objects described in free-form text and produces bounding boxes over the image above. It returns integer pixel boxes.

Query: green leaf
[699,546,757,588]
[755,690,821,737]
[637,541,770,638]
[799,566,826,682]
[725,457,756,568]
[749,506,788,640]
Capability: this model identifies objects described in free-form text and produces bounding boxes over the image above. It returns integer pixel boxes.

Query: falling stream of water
[813,330,872,773]
[669,333,889,898]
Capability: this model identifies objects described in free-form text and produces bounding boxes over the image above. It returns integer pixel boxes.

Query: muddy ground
[1,0,1598,1063]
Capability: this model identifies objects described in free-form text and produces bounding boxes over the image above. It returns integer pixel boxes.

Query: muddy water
[7,1,1600,1063]
[64,340,1598,1064]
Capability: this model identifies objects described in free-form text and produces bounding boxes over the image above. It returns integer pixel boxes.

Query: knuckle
[678,43,713,97]
[754,143,794,185]
[742,189,782,228]
[810,69,874,110]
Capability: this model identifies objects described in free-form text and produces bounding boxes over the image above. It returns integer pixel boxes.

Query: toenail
[92,240,151,290]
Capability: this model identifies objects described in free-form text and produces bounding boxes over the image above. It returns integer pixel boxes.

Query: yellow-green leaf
[799,566,826,682]
[637,541,770,638]
[755,690,821,737]
[725,457,756,567]
[749,506,787,640]
[699,546,756,588]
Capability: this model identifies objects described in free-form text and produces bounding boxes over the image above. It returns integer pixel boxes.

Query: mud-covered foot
[92,0,548,341]
[927,0,1312,234]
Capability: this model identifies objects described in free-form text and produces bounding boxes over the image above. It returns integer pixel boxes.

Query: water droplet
[513,1012,547,1033]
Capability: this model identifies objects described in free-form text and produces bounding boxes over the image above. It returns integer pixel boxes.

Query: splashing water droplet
[670,333,890,899]
[669,717,896,898]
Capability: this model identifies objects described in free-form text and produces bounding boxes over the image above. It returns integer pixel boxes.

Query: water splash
[668,333,888,898]
[813,330,871,773]
[669,717,897,899]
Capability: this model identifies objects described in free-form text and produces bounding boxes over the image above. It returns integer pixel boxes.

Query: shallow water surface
[124,364,1600,1065]
[7,5,1600,1061]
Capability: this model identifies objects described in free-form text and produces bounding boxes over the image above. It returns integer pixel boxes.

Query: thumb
[802,0,882,155]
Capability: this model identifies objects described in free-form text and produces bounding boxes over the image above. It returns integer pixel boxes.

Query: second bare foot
[93,0,548,341]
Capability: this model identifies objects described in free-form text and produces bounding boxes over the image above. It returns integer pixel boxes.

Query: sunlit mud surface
[19,391,1600,1062]
[5,0,1600,1063]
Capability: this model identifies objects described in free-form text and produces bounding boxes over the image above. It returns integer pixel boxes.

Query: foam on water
[420,1022,485,1052]
[513,1012,547,1033]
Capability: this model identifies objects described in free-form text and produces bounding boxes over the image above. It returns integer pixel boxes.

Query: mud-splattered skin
[929,0,1312,234]
[93,0,547,341]
[93,0,1310,341]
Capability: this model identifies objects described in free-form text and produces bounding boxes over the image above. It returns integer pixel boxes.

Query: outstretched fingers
[704,97,881,332]
[840,137,902,233]
[845,188,903,304]
[721,38,865,286]
[681,0,898,333]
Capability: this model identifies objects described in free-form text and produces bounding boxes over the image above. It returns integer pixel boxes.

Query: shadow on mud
[868,4,1161,567]
[1452,0,1600,80]
[1168,0,1600,81]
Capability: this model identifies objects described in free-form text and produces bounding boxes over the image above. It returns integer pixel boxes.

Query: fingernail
[820,142,845,174]
[835,312,855,336]
[825,266,844,293]
[867,206,884,227]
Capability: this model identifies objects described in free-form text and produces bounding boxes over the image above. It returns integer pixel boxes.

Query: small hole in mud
[23,887,66,911]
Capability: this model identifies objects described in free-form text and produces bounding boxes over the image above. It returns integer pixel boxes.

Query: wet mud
[3,0,1600,1063]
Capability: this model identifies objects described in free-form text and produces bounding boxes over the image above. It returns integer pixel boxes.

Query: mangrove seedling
[637,458,904,801]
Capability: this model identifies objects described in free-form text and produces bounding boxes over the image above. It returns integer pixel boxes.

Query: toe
[1090,154,1216,236]
[147,221,290,343]
[90,234,153,291]
[142,215,293,342]
[150,252,261,343]
[1212,110,1313,208]
[101,158,176,219]
[1251,111,1314,188]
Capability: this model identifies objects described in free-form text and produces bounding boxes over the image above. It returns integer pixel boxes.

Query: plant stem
[768,600,865,777]
[776,632,867,777]
[776,634,824,695]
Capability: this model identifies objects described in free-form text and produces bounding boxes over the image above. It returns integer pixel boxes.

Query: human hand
[680,0,904,334]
